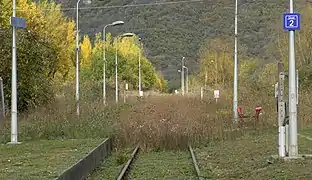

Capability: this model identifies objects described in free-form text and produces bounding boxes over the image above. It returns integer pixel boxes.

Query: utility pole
[10,0,18,144]
[9,0,26,144]
[183,66,189,93]
[233,0,238,121]
[0,77,4,121]
[138,39,142,96]
[102,21,124,105]
[115,38,118,104]
[181,57,185,96]
[103,27,107,105]
[75,0,81,116]
[288,0,298,157]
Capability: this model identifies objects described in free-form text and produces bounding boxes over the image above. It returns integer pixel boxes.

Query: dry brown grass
[113,86,312,151]
[114,94,270,151]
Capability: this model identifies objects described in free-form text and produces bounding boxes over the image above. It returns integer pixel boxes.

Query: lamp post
[10,0,18,144]
[181,57,185,96]
[288,0,298,158]
[138,38,143,97]
[115,33,135,103]
[76,0,91,116]
[233,0,238,121]
[183,66,189,93]
[103,21,124,105]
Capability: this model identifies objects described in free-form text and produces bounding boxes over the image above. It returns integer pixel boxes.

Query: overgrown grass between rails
[114,95,275,151]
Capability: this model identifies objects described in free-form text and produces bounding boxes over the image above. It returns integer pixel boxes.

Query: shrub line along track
[189,145,205,180]
[116,144,140,180]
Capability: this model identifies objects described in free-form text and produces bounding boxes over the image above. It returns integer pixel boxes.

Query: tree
[81,32,159,91]
[197,37,234,88]
[80,35,92,69]
[0,0,76,111]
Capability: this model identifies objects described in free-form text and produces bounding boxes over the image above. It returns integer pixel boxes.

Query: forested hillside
[51,0,310,89]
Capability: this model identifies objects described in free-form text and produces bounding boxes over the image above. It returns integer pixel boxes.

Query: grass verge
[195,127,312,180]
[131,150,196,179]
[87,147,133,180]
[0,138,103,180]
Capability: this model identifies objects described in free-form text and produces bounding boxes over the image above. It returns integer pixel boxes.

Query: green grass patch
[131,150,196,180]
[130,150,196,179]
[0,138,103,180]
[88,149,197,180]
[87,147,133,180]
[195,128,312,179]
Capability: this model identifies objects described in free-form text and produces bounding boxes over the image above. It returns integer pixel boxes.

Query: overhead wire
[16,0,203,12]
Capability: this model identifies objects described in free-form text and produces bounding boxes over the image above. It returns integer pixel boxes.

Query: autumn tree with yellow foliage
[0,0,75,110]
[80,35,92,69]
[80,32,167,95]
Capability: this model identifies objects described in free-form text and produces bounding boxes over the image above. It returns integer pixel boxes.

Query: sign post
[282,7,300,157]
[9,14,26,144]
[277,62,286,157]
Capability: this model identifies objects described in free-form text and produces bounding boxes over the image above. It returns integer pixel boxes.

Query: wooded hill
[54,0,310,90]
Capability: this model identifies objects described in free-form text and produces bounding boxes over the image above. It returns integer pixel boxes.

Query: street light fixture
[75,0,91,116]
[103,20,124,105]
[115,33,135,103]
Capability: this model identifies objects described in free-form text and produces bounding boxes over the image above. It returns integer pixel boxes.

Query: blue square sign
[283,13,300,31]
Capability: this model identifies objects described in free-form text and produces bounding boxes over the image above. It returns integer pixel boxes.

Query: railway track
[116,144,140,180]
[116,144,204,180]
[189,145,205,180]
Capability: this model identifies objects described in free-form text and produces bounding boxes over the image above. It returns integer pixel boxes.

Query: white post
[0,77,5,119]
[296,69,299,105]
[279,126,286,157]
[288,0,298,157]
[139,43,142,96]
[285,123,289,154]
[115,38,118,104]
[103,25,107,105]
[75,0,81,116]
[233,0,238,121]
[278,63,286,157]
[186,67,189,93]
[200,87,203,100]
[0,77,5,120]
[10,0,19,144]
[181,57,185,96]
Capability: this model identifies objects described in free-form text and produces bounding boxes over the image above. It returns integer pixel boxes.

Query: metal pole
[10,0,18,144]
[278,62,286,157]
[103,25,107,105]
[233,0,238,121]
[75,0,81,116]
[288,0,298,157]
[0,77,5,120]
[181,57,185,96]
[183,66,189,93]
[296,69,299,105]
[139,43,142,95]
[200,87,203,100]
[115,38,118,104]
[186,67,189,93]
